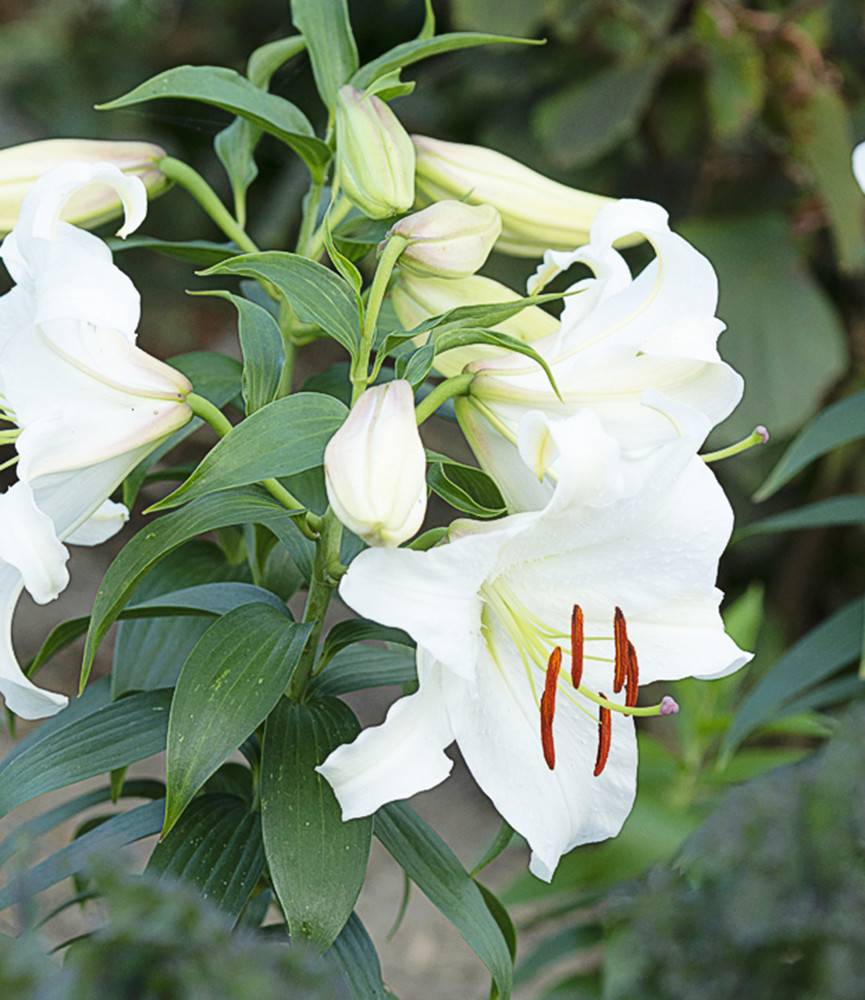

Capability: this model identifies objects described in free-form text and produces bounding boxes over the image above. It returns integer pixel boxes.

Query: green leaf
[754,391,865,500]
[431,326,559,395]
[291,0,359,108]
[477,882,517,1000]
[0,691,171,816]
[107,235,240,265]
[0,780,164,868]
[147,393,346,512]
[470,820,515,877]
[696,9,766,140]
[261,698,372,951]
[722,596,865,758]
[735,495,865,541]
[351,32,542,91]
[376,802,513,998]
[192,290,283,415]
[215,36,307,222]
[98,66,331,179]
[164,605,309,835]
[328,912,391,999]
[311,644,417,697]
[533,54,667,168]
[679,214,848,441]
[112,541,249,697]
[395,341,436,386]
[124,351,243,511]
[320,619,413,668]
[148,794,265,919]
[515,924,601,988]
[0,800,165,910]
[427,453,507,519]
[202,252,361,356]
[788,81,865,274]
[81,487,312,686]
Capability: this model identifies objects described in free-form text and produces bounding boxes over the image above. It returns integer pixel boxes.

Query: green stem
[159,157,259,253]
[415,373,474,425]
[351,235,407,403]
[185,392,317,539]
[295,177,325,257]
[274,299,297,398]
[702,425,769,464]
[287,509,344,700]
[306,195,353,261]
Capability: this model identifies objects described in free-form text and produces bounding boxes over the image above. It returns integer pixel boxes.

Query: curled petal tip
[659,695,679,716]
[755,425,770,445]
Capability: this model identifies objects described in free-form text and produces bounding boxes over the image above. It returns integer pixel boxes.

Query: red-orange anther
[540,646,562,770]
[613,607,628,693]
[625,640,639,708]
[593,695,612,777]
[571,605,584,689]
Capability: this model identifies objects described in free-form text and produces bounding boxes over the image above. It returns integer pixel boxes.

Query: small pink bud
[755,425,770,445]
[659,695,679,716]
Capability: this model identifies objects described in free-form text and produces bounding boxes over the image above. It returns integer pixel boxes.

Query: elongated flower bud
[391,271,558,377]
[389,200,501,279]
[325,380,427,547]
[413,134,626,257]
[0,139,168,235]
[335,86,415,220]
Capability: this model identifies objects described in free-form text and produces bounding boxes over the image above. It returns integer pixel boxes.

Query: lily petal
[66,498,129,546]
[0,481,69,605]
[316,650,454,819]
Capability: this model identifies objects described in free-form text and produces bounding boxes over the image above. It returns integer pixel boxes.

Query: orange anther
[570,605,584,689]
[540,646,561,770]
[593,694,612,777]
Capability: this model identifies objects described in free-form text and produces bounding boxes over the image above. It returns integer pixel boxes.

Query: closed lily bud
[391,271,558,378]
[389,200,501,279]
[335,86,415,219]
[325,380,427,547]
[0,139,168,235]
[413,134,629,257]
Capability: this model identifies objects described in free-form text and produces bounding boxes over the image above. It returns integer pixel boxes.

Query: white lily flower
[317,407,750,880]
[0,162,192,718]
[853,142,865,194]
[455,198,744,511]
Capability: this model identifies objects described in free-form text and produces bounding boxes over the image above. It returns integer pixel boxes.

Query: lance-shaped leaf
[291,0,359,108]
[375,802,514,998]
[149,794,265,918]
[202,253,361,356]
[722,596,865,758]
[81,488,311,687]
[426,451,507,519]
[351,32,542,91]
[148,393,347,512]
[98,66,331,178]
[0,690,171,817]
[191,291,284,415]
[163,605,309,835]
[755,391,865,501]
[328,912,391,999]
[734,495,865,542]
[108,236,241,265]
[311,644,417,697]
[215,35,307,223]
[261,697,372,951]
[0,800,165,910]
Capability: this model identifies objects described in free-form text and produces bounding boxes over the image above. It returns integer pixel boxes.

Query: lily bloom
[447,198,743,511]
[317,406,750,880]
[0,162,192,718]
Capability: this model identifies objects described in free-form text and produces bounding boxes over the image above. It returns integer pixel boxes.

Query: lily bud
[413,135,628,257]
[335,86,415,219]
[389,200,501,279]
[0,139,168,235]
[391,271,558,377]
[325,380,427,547]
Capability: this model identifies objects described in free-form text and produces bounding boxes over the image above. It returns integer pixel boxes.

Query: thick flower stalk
[324,380,427,547]
[0,138,168,236]
[0,162,192,718]
[455,199,744,511]
[317,405,750,880]
[391,271,559,378]
[413,134,629,257]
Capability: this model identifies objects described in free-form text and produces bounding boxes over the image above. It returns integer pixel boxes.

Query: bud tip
[755,425,769,445]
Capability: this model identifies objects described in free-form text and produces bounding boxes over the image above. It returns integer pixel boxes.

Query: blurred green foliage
[0,864,342,999]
